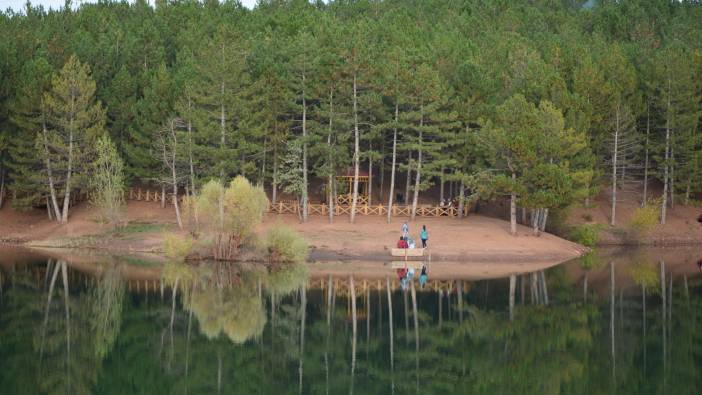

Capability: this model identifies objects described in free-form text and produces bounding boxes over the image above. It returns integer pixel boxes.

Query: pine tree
[44,55,106,223]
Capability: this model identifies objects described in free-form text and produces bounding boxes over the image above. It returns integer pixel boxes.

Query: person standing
[402,222,409,239]
[420,225,428,248]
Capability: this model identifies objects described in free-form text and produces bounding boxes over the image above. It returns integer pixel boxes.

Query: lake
[0,246,700,394]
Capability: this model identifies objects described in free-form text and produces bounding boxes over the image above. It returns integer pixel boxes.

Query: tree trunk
[661,122,670,224]
[368,149,373,207]
[301,80,308,223]
[510,172,517,236]
[187,96,196,196]
[349,275,357,394]
[610,261,616,381]
[509,274,516,322]
[405,151,412,206]
[0,163,4,209]
[457,180,465,219]
[379,143,385,204]
[350,73,360,223]
[299,285,306,395]
[172,157,183,229]
[387,102,399,223]
[410,105,423,220]
[328,88,335,223]
[642,102,650,207]
[440,166,445,203]
[661,78,671,225]
[611,105,619,226]
[41,103,62,221]
[272,146,278,205]
[410,280,419,394]
[670,145,675,209]
[161,185,166,209]
[386,277,394,393]
[61,128,74,224]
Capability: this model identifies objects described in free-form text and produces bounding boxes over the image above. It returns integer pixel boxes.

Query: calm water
[0,247,700,395]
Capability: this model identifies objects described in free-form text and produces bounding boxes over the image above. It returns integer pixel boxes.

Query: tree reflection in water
[0,251,701,394]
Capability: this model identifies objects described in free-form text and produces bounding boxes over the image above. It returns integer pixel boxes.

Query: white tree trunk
[510,172,517,236]
[61,129,74,224]
[405,150,412,205]
[328,88,335,223]
[368,150,373,207]
[272,146,278,205]
[187,96,196,196]
[642,102,650,207]
[411,104,423,220]
[301,79,308,222]
[509,274,516,321]
[611,105,620,226]
[350,74,360,223]
[457,180,465,219]
[387,102,398,223]
[41,116,61,220]
[440,166,445,203]
[661,93,670,224]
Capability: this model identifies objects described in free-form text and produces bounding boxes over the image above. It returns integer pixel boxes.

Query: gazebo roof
[338,167,369,178]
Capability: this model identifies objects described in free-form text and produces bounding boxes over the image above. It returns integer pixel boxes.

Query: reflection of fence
[269,201,471,218]
[309,276,473,295]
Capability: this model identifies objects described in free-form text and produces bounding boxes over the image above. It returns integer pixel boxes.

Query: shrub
[570,223,601,247]
[629,200,659,235]
[629,261,659,292]
[191,176,268,260]
[581,213,593,222]
[264,225,309,265]
[163,233,194,262]
[264,263,309,296]
[90,135,125,227]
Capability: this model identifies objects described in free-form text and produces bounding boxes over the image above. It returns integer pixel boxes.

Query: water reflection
[0,247,700,394]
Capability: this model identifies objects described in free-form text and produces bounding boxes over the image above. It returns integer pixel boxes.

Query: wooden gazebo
[336,167,369,205]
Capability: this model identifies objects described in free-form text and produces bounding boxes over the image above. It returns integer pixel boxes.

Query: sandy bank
[0,200,586,265]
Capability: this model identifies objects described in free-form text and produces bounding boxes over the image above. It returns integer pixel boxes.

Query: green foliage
[570,224,602,248]
[90,265,125,359]
[192,176,268,260]
[264,225,309,265]
[629,199,660,234]
[89,135,125,226]
[629,261,660,291]
[162,233,194,262]
[263,263,309,297]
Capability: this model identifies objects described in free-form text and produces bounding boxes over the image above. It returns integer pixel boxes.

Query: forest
[0,0,701,234]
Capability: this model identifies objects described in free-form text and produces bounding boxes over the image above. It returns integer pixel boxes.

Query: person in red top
[396,236,408,249]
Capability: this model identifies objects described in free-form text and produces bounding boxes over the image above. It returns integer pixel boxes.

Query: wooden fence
[127,188,470,218]
[268,201,471,218]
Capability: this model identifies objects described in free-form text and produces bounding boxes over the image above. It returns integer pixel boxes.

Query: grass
[110,221,168,239]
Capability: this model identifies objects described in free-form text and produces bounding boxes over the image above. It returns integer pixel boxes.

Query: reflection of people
[407,267,415,280]
[397,237,408,249]
[419,265,428,288]
[396,267,408,279]
[420,225,428,248]
[697,258,702,272]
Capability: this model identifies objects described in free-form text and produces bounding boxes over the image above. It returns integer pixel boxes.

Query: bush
[163,233,194,262]
[629,200,659,234]
[570,223,601,247]
[191,176,268,260]
[90,135,125,226]
[264,225,309,265]
[264,263,309,296]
